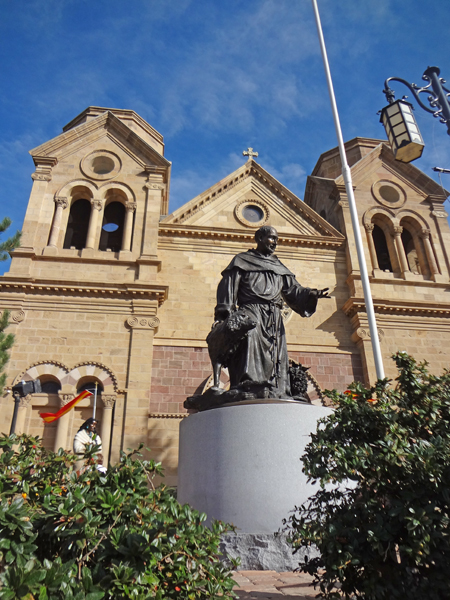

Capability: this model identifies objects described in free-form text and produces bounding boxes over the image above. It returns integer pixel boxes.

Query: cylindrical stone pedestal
[178,401,332,533]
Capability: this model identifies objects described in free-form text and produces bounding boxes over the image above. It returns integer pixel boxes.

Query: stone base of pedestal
[178,399,331,571]
[219,532,319,571]
[178,401,332,568]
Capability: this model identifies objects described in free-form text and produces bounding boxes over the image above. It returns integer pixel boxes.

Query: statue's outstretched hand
[317,287,331,299]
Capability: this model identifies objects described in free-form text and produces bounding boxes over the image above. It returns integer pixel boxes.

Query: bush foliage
[0,437,237,599]
[286,352,450,600]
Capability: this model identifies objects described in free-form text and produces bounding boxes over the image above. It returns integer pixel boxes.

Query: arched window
[39,376,62,394]
[373,225,393,272]
[401,228,421,274]
[63,199,91,249]
[77,380,104,398]
[99,202,125,252]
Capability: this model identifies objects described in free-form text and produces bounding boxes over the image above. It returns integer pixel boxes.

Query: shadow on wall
[146,416,186,489]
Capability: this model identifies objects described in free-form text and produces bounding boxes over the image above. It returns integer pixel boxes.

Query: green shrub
[286,352,450,600]
[0,436,237,599]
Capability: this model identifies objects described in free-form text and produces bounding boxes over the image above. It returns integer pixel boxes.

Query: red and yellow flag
[40,390,93,423]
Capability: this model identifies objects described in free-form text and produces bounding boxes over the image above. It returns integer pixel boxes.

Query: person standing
[73,417,106,474]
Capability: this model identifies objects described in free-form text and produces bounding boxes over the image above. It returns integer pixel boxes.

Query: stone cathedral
[1,107,449,486]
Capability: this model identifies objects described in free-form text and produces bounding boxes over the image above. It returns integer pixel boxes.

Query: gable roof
[29,110,171,170]
[312,137,448,198]
[161,159,344,248]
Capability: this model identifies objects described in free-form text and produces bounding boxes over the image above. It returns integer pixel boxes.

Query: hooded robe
[215,249,318,397]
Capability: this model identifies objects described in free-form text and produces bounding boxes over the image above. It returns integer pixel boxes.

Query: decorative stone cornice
[0,277,168,306]
[343,297,450,318]
[31,156,58,182]
[158,224,344,249]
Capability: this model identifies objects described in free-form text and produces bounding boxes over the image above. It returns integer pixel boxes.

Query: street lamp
[380,66,450,163]
[10,378,42,435]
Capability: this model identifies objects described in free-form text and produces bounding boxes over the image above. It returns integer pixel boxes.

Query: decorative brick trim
[148,413,188,419]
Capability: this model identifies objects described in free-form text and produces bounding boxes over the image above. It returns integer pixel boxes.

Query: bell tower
[1,107,170,462]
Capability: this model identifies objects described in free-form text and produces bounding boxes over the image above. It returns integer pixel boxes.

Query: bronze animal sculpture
[206,309,257,389]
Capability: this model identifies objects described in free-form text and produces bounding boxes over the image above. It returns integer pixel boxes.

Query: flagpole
[93,382,98,419]
[310,0,385,380]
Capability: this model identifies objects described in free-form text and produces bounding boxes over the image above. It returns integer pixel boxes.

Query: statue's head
[255,226,278,256]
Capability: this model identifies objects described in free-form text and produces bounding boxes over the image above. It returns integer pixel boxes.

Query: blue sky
[1,0,450,275]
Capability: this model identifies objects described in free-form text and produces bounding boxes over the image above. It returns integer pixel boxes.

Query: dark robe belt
[239,299,283,309]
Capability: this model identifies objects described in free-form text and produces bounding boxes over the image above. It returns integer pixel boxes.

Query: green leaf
[85,592,105,600]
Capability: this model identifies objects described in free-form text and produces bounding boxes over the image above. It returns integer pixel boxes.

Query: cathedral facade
[1,107,449,485]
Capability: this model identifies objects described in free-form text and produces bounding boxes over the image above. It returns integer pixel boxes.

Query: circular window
[235,200,269,228]
[371,180,406,208]
[242,204,264,223]
[92,155,115,175]
[379,185,400,204]
[81,150,121,181]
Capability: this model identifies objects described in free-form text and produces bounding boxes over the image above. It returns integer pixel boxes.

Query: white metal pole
[311,0,385,380]
[93,382,98,420]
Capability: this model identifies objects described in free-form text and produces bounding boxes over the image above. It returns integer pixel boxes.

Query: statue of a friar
[185,226,330,410]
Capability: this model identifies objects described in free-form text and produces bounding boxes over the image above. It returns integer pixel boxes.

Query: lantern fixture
[380,66,450,163]
[380,99,424,163]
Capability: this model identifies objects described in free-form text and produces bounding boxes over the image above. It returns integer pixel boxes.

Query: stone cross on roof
[243,147,259,161]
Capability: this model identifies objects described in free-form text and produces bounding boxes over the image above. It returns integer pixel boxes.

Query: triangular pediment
[162,160,343,244]
[29,110,171,170]
[338,142,449,200]
[314,139,448,204]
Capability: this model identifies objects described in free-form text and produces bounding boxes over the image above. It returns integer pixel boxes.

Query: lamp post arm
[383,76,436,114]
[383,67,450,135]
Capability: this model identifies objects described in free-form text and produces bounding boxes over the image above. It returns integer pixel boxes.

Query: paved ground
[232,570,317,599]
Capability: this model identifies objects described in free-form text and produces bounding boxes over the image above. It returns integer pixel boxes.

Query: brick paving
[232,570,317,599]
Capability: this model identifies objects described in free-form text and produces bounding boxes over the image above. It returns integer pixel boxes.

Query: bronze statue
[185,226,330,410]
